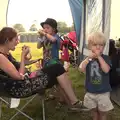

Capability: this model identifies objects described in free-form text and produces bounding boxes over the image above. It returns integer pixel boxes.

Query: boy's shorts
[84,92,114,112]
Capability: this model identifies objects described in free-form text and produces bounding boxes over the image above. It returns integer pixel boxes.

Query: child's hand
[94,50,101,57]
[38,29,46,37]
[88,52,97,59]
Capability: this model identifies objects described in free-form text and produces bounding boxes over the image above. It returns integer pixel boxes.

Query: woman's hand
[21,45,30,59]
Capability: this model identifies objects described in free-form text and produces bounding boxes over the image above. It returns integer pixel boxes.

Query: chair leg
[41,98,45,120]
[0,94,45,120]
[0,98,2,119]
[9,95,37,120]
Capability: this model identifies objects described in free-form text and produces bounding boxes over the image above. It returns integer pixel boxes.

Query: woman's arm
[19,45,30,75]
[19,53,25,75]
[0,54,24,80]
[0,46,30,80]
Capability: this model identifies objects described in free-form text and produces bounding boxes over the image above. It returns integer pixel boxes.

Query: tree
[69,23,74,31]
[57,21,74,34]
[13,24,26,32]
[57,21,68,33]
[29,24,38,31]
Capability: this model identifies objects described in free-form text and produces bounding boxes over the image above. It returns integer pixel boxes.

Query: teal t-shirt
[42,34,60,67]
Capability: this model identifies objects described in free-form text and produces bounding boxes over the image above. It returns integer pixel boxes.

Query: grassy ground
[1,43,120,120]
[11,42,43,71]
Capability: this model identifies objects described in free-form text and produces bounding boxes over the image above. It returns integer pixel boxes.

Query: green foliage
[13,23,26,32]
[11,42,42,71]
[29,24,38,31]
[57,21,74,34]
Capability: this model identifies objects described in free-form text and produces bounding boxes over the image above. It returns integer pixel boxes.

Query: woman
[0,27,87,111]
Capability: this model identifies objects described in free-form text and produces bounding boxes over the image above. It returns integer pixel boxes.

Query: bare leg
[98,111,107,120]
[91,109,99,120]
[56,85,71,105]
[57,72,78,105]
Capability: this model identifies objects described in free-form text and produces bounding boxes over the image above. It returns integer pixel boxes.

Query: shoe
[68,101,90,112]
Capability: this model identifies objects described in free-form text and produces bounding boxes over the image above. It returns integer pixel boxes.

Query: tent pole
[80,0,86,62]
[102,0,106,33]
[6,0,10,26]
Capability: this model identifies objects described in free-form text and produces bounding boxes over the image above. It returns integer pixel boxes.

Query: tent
[0,0,120,106]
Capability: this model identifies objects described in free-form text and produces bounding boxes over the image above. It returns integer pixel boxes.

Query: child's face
[43,24,55,35]
[89,43,105,55]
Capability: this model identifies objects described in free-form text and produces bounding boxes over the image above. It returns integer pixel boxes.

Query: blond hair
[87,32,106,47]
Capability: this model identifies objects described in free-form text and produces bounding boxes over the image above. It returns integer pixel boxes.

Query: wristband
[20,73,24,79]
[85,59,89,64]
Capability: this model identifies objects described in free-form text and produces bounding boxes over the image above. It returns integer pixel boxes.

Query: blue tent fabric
[68,0,83,45]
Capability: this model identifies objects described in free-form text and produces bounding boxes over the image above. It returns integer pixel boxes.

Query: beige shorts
[84,92,114,112]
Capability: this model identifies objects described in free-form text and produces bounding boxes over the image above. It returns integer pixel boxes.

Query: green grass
[11,42,43,71]
[11,43,42,60]
[1,42,120,120]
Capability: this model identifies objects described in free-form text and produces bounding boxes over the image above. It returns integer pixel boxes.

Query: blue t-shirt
[51,34,60,60]
[85,54,112,93]
[42,34,60,66]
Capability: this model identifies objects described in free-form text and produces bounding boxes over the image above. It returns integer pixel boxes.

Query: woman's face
[7,35,19,51]
[43,24,55,35]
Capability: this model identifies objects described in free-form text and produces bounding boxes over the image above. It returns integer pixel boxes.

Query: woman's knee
[98,111,107,116]
[57,72,68,81]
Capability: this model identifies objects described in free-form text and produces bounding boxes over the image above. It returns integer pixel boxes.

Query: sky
[7,0,120,39]
[110,0,120,39]
[7,0,73,31]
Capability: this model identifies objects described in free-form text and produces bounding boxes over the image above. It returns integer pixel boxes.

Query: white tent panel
[0,0,9,28]
[80,0,111,57]
[103,0,111,55]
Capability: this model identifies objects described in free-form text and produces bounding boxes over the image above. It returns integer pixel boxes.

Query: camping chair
[0,59,46,120]
[0,95,36,120]
[0,92,46,120]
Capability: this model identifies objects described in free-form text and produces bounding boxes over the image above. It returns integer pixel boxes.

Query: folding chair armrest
[25,58,41,66]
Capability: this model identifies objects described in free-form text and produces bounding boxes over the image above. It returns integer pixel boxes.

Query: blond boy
[79,32,114,120]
